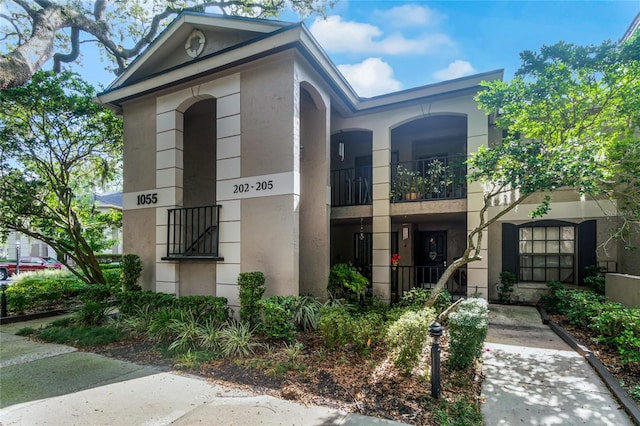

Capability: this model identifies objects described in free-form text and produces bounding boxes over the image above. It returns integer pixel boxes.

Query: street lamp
[15,241,20,275]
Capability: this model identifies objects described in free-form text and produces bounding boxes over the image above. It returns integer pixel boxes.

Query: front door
[415,231,447,284]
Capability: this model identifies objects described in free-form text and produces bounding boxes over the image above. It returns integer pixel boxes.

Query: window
[519,225,575,283]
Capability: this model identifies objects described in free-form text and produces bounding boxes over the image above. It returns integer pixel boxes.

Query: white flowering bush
[447,298,489,370]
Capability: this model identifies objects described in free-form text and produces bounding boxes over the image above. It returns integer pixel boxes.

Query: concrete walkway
[481,304,634,426]
[0,318,406,426]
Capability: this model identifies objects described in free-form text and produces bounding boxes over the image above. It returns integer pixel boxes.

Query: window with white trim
[519,225,575,283]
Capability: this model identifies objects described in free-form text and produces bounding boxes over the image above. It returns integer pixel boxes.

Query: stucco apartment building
[96,12,628,308]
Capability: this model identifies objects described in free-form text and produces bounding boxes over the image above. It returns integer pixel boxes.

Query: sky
[72,1,640,97]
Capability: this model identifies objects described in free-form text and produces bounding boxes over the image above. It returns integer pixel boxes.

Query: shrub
[219,320,260,357]
[447,298,489,370]
[168,311,201,352]
[117,290,175,316]
[318,305,386,354]
[95,253,122,264]
[120,254,142,291]
[102,268,122,290]
[258,296,297,343]
[197,318,223,352]
[398,287,430,309]
[589,302,640,364]
[563,289,606,325]
[386,307,436,375]
[291,295,322,331]
[327,263,368,303]
[99,263,121,270]
[319,305,351,349]
[6,270,88,314]
[497,271,516,303]
[538,281,566,313]
[173,295,230,324]
[583,265,606,295]
[237,272,266,327]
[398,288,451,314]
[147,308,184,343]
[74,299,110,326]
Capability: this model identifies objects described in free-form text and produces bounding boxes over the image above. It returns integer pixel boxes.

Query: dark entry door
[415,231,447,284]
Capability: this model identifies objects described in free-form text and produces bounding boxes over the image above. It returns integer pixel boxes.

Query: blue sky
[82,1,638,97]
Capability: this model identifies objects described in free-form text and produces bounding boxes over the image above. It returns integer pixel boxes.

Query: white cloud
[433,60,477,81]
[338,58,402,97]
[378,4,441,27]
[309,15,453,55]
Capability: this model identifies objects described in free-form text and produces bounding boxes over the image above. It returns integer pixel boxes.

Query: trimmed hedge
[540,283,640,364]
[5,270,89,315]
[117,290,230,324]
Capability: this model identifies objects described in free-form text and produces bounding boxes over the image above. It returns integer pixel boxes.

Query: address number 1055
[137,193,158,205]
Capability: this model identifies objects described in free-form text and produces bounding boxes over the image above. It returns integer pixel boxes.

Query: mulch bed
[88,331,483,425]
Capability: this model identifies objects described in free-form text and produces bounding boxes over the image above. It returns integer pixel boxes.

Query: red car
[0,257,63,280]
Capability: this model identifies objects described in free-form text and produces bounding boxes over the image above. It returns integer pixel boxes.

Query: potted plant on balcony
[423,158,452,196]
[391,165,423,201]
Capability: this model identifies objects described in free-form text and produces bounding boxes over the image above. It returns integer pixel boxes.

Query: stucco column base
[372,281,391,304]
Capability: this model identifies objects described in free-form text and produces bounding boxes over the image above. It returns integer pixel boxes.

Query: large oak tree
[0,0,331,90]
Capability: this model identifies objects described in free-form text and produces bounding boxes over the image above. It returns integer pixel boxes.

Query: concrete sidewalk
[481,304,634,426]
[0,318,406,426]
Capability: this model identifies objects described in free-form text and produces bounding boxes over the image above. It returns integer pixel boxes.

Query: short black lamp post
[1,283,8,318]
[429,321,443,399]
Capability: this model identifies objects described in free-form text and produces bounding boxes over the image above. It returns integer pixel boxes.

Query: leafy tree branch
[0,0,332,89]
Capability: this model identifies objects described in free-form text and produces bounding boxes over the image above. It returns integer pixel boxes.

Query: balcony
[163,205,222,260]
[391,265,467,303]
[390,155,467,202]
[331,166,372,207]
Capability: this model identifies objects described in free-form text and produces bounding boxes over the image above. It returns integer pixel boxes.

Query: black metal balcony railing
[331,166,373,206]
[390,155,467,202]
[391,265,467,303]
[164,205,221,259]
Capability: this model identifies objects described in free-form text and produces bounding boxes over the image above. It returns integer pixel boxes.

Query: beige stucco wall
[239,54,300,298]
[122,97,158,290]
[122,209,156,290]
[606,273,640,307]
[619,222,640,276]
[123,97,157,192]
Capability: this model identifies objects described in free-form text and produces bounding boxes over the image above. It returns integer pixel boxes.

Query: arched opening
[178,98,218,295]
[184,98,217,207]
[299,85,329,298]
[390,114,467,202]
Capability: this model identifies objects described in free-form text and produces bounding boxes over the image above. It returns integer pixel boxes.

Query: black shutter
[502,223,519,277]
[577,220,597,286]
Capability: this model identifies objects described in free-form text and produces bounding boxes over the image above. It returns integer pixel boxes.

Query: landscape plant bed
[548,313,640,406]
[87,330,484,425]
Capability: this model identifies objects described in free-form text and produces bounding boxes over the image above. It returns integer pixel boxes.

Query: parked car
[0,256,63,280]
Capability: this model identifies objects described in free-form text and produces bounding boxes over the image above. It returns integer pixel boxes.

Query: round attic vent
[185,30,206,58]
